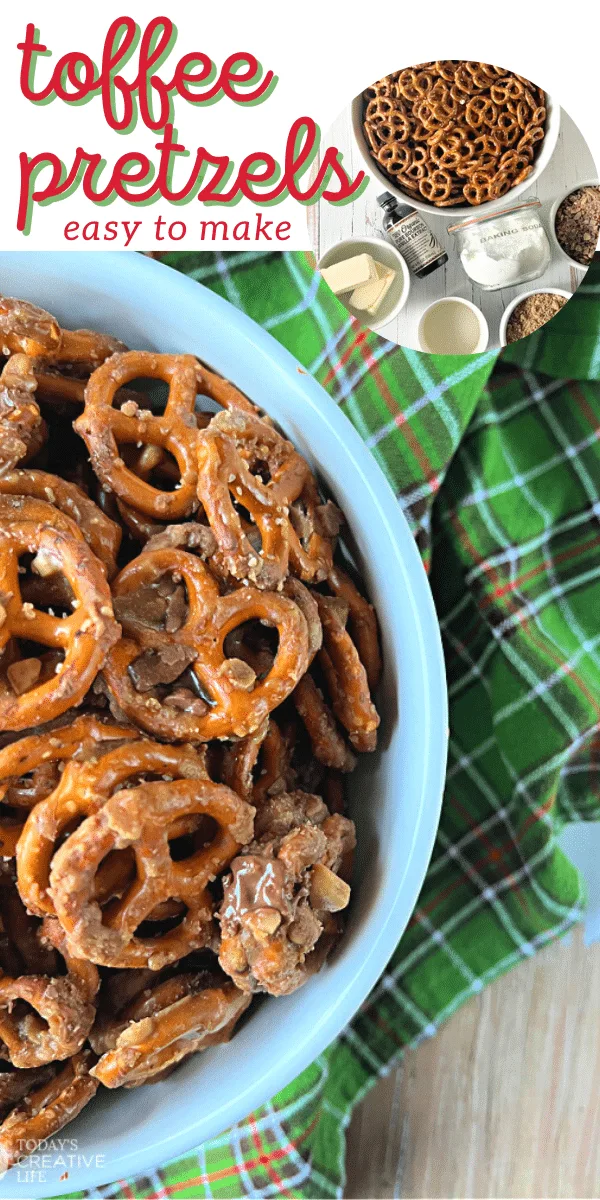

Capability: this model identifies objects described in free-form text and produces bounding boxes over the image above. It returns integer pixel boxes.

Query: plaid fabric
[66,252,600,1200]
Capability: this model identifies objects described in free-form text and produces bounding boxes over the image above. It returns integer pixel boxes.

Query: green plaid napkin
[71,252,600,1200]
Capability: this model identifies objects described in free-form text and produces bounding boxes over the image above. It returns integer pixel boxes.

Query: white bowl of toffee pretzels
[0,253,447,1194]
[352,61,560,217]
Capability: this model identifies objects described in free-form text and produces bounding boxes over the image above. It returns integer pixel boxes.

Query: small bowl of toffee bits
[499,288,572,345]
[550,179,600,267]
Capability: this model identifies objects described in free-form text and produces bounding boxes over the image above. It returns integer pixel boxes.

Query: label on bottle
[387,212,445,273]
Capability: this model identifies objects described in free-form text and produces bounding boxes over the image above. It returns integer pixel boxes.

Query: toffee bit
[554,186,600,265]
[505,292,568,343]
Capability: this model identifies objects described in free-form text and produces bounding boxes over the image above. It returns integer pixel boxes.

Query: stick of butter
[351,262,396,316]
[321,254,377,296]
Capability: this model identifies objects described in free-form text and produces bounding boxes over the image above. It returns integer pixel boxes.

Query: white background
[0,2,599,251]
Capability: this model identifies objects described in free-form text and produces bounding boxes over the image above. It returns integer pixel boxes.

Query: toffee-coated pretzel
[196,409,310,589]
[0,894,99,1069]
[314,594,380,753]
[221,714,299,805]
[326,565,382,692]
[218,790,355,995]
[74,352,202,521]
[16,738,206,918]
[0,1051,98,1174]
[0,470,121,577]
[0,715,136,859]
[0,965,97,1069]
[0,354,46,478]
[293,673,356,772]
[103,548,310,740]
[0,1065,55,1120]
[49,777,255,968]
[90,970,250,1088]
[0,522,120,731]
[0,294,125,365]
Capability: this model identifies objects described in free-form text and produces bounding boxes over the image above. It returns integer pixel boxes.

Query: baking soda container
[448,200,551,291]
[377,192,447,278]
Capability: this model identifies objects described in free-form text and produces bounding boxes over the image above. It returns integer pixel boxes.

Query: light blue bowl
[0,252,447,1197]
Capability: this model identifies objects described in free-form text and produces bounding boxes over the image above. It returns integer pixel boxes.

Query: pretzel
[314,594,379,753]
[434,60,458,82]
[288,478,341,584]
[219,790,355,995]
[364,95,395,125]
[362,61,546,206]
[0,470,121,577]
[0,522,120,730]
[0,294,125,365]
[293,674,356,772]
[221,714,300,805]
[90,970,250,1088]
[325,565,382,692]
[373,142,413,176]
[0,715,134,861]
[419,169,454,204]
[220,718,269,802]
[49,777,254,968]
[0,1064,55,1120]
[0,355,46,477]
[73,352,203,521]
[196,409,309,588]
[0,1050,98,1174]
[16,738,205,917]
[0,872,59,976]
[0,951,98,1068]
[103,548,310,740]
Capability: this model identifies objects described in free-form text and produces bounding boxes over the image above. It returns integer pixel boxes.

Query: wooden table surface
[310,108,596,351]
[344,927,600,1198]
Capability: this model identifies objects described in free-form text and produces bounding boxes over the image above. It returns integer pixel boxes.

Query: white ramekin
[318,235,410,329]
[548,178,600,269]
[418,296,489,354]
[499,286,573,346]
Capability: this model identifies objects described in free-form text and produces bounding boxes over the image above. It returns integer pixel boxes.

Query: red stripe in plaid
[322,329,369,387]
[154,1117,319,1194]
[486,534,600,606]
[248,1115,295,1199]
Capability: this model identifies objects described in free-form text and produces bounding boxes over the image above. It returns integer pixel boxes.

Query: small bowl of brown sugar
[550,179,600,267]
[499,287,572,345]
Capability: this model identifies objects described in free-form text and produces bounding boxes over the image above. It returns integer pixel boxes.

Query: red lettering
[53,52,97,101]
[18,149,86,233]
[100,18,138,131]
[170,52,218,103]
[17,24,53,102]
[137,17,174,131]
[220,53,274,103]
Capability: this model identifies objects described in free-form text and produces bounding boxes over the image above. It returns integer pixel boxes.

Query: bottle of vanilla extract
[377,192,447,278]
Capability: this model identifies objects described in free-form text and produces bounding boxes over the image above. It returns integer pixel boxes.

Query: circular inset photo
[310,61,600,353]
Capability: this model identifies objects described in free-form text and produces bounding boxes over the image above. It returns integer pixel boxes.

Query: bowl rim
[350,90,560,219]
[317,234,411,328]
[498,285,573,345]
[418,294,489,353]
[548,177,600,269]
[0,250,448,1196]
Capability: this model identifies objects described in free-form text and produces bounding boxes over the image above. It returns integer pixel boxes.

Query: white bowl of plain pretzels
[352,61,560,218]
[0,252,447,1196]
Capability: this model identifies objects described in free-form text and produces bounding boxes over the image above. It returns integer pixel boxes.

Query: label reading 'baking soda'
[388,213,444,272]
